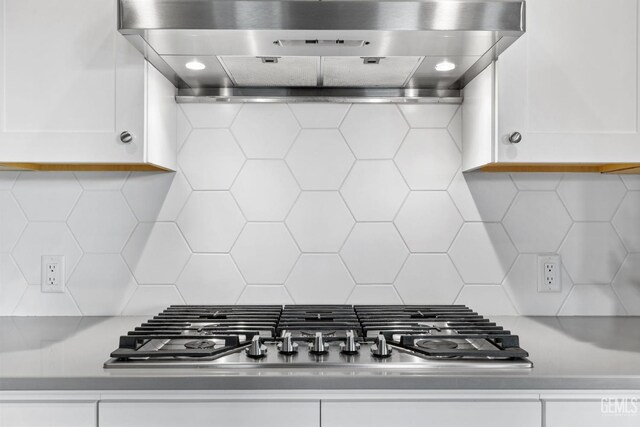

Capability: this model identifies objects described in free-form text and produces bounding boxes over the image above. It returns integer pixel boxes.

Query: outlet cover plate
[537,254,561,293]
[41,255,65,293]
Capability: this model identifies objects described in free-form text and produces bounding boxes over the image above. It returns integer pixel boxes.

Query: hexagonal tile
[394,129,460,190]
[285,255,355,303]
[285,192,354,253]
[122,285,185,315]
[67,254,136,315]
[340,161,409,221]
[231,223,300,284]
[340,105,409,159]
[503,192,572,253]
[68,191,137,253]
[621,175,640,190]
[510,173,563,190]
[346,285,403,304]
[177,254,245,304]
[176,104,192,151]
[557,174,627,221]
[0,254,28,315]
[448,171,518,222]
[394,192,462,252]
[0,172,19,190]
[447,106,462,150]
[74,172,129,190]
[177,192,245,253]
[449,223,517,284]
[179,129,245,190]
[395,254,463,304]
[340,223,408,284]
[122,223,191,285]
[122,172,191,221]
[237,286,294,305]
[560,223,627,284]
[613,192,640,252]
[0,191,27,252]
[612,254,640,315]
[289,104,350,128]
[231,104,300,158]
[12,223,82,285]
[12,285,81,316]
[503,254,573,315]
[398,104,459,128]
[286,129,354,190]
[180,103,242,128]
[559,285,626,316]
[12,172,81,221]
[454,285,518,315]
[231,160,300,221]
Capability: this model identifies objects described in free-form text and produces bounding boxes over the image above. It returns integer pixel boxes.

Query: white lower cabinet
[544,396,640,427]
[98,400,320,427]
[0,401,96,427]
[321,400,541,427]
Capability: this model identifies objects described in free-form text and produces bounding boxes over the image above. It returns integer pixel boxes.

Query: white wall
[0,103,638,316]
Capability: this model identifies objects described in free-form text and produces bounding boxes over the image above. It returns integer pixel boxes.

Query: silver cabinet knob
[120,131,133,143]
[508,132,522,144]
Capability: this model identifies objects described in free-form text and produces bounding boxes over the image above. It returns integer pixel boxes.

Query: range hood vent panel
[118,0,526,102]
[220,56,319,87]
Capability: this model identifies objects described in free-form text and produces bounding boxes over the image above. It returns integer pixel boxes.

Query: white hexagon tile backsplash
[1,103,639,315]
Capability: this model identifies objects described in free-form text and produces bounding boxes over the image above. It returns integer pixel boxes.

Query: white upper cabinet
[463,0,640,173]
[0,0,176,171]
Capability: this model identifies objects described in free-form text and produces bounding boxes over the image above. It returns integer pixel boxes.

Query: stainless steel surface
[6,317,640,391]
[104,341,531,370]
[176,87,463,103]
[118,0,526,101]
[509,131,523,143]
[119,131,133,143]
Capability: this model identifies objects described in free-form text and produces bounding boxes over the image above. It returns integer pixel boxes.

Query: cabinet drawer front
[0,402,96,427]
[321,400,540,427]
[99,401,319,427]
[546,401,640,427]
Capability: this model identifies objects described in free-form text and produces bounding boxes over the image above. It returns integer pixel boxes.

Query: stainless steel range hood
[118,0,525,103]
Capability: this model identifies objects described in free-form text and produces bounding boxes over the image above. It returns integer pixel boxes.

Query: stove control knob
[309,332,328,355]
[371,334,392,358]
[278,333,298,355]
[246,335,267,359]
[340,330,360,355]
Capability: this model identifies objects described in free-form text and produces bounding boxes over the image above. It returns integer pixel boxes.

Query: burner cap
[415,339,458,350]
[184,340,216,349]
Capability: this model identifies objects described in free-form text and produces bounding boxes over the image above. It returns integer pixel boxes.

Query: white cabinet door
[496,0,640,164]
[99,401,320,427]
[0,0,147,165]
[321,400,541,427]
[546,400,640,427]
[0,401,96,427]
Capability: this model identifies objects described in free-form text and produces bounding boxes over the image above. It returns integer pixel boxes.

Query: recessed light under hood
[118,0,526,103]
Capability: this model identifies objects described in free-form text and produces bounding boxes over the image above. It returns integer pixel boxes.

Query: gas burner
[415,339,458,350]
[184,340,216,349]
[301,330,336,337]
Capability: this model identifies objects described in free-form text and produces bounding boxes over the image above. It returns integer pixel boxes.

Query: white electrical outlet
[537,254,561,293]
[41,255,65,293]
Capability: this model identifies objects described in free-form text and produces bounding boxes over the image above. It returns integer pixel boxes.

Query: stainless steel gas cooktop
[104,305,532,370]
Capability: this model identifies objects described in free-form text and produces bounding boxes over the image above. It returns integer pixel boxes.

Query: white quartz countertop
[1,316,639,391]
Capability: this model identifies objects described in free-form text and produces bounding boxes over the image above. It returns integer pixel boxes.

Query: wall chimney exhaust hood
[118,0,525,103]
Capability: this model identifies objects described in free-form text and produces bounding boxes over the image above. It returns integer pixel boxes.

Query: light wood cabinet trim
[0,163,173,172]
[479,163,640,174]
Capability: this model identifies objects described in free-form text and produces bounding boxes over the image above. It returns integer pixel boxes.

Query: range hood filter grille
[220,56,319,87]
[322,56,423,87]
